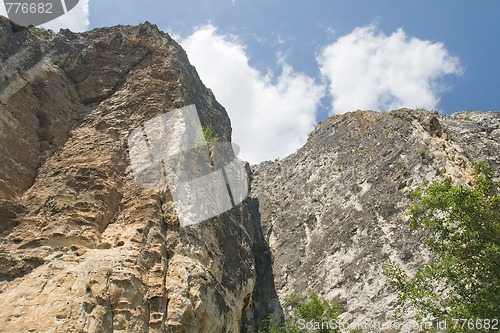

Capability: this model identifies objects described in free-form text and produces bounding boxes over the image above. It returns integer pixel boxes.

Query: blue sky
[2,1,498,162]
[88,0,499,113]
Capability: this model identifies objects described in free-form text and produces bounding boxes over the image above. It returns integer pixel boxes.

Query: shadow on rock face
[246,196,284,332]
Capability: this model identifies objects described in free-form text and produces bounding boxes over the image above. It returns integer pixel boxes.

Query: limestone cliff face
[1,16,499,333]
[0,17,257,332]
[249,109,500,329]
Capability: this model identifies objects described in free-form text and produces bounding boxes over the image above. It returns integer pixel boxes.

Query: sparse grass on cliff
[28,26,54,39]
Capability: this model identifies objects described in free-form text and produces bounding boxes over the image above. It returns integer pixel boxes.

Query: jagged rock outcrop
[0,17,260,333]
[249,109,499,330]
[2,15,499,333]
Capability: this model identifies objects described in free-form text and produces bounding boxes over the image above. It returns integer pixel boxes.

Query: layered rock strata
[0,17,260,333]
[249,109,500,329]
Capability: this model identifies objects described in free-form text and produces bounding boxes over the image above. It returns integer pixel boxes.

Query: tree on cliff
[384,161,500,332]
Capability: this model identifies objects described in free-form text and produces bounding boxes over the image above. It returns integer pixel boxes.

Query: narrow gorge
[0,17,498,332]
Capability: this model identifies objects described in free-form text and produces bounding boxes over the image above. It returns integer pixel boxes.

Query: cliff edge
[0,17,260,333]
[249,108,500,329]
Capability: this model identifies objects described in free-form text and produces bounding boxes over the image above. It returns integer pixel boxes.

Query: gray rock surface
[249,109,499,330]
[0,16,262,333]
[1,14,499,333]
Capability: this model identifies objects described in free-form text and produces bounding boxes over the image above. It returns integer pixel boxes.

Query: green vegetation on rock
[195,125,219,158]
[28,26,54,39]
[259,291,344,333]
[384,161,500,332]
[202,125,219,149]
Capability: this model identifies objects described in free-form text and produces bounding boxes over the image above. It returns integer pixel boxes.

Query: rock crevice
[249,109,499,329]
[1,16,498,333]
[0,17,264,333]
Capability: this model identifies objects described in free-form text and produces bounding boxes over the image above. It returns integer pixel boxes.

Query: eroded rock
[250,109,499,330]
[0,17,260,333]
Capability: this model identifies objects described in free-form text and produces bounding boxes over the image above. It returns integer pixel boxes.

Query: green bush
[202,125,219,149]
[194,125,219,158]
[259,291,345,333]
[384,161,500,332]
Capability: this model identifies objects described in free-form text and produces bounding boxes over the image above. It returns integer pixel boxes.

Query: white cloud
[41,0,90,32]
[318,25,463,114]
[180,25,325,164]
[0,0,89,32]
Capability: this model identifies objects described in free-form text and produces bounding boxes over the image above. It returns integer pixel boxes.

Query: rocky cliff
[1,16,499,333]
[0,17,261,333]
[249,109,500,329]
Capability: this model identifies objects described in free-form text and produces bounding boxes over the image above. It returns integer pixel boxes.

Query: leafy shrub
[259,291,344,333]
[384,161,500,332]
